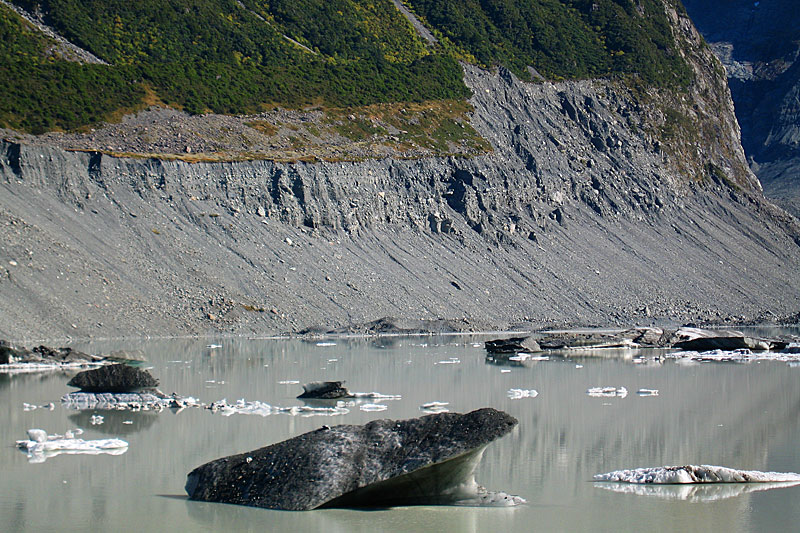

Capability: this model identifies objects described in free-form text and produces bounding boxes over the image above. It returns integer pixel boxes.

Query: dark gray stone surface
[297,381,351,399]
[185,408,518,510]
[66,363,159,393]
[485,337,541,354]
[0,340,100,365]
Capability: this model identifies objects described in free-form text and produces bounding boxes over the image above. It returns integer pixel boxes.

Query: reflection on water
[594,481,800,502]
[0,332,799,531]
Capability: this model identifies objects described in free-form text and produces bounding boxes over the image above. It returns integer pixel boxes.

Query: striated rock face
[1,21,800,339]
[682,0,800,217]
[66,364,159,393]
[185,408,518,510]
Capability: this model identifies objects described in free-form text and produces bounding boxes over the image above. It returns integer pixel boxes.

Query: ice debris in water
[637,389,659,396]
[594,465,800,484]
[90,414,104,425]
[16,428,127,463]
[665,348,800,364]
[508,353,549,362]
[278,380,300,385]
[351,392,402,400]
[315,342,337,347]
[23,402,55,411]
[359,403,388,412]
[206,398,349,417]
[435,357,461,365]
[587,386,628,398]
[454,487,527,507]
[420,401,449,413]
[507,389,538,400]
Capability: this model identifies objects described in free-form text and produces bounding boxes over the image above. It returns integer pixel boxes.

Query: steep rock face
[1,48,799,339]
[682,0,800,217]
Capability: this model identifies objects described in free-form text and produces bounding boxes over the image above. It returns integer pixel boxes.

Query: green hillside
[1,0,692,134]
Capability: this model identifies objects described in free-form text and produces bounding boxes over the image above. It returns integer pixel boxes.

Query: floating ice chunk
[508,353,549,362]
[594,465,800,484]
[351,392,402,400]
[435,358,461,365]
[23,402,53,411]
[206,344,222,349]
[123,420,133,425]
[359,403,388,412]
[637,389,659,397]
[278,380,300,385]
[206,398,349,417]
[90,415,104,425]
[421,401,450,413]
[315,342,337,347]
[500,369,511,373]
[61,392,171,410]
[666,348,800,364]
[575,364,583,369]
[455,488,527,507]
[16,429,128,463]
[507,389,538,400]
[587,386,628,398]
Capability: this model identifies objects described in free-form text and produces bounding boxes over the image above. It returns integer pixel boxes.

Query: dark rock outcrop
[485,337,541,354]
[0,340,102,366]
[66,363,159,393]
[185,408,518,510]
[297,381,351,399]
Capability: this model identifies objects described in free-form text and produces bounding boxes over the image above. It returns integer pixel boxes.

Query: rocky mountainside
[1,1,799,341]
[682,0,800,217]
[2,64,799,340]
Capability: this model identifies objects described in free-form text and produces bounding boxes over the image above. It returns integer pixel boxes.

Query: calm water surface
[2,331,799,532]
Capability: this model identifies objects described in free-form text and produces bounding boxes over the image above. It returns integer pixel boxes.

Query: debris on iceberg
[594,465,800,484]
[16,428,128,463]
[587,386,628,398]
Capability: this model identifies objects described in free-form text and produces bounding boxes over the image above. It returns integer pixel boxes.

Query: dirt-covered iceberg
[185,408,521,510]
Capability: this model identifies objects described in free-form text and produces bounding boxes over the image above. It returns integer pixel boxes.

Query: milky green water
[1,332,799,532]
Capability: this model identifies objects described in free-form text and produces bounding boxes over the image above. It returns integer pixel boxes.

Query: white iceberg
[587,386,628,398]
[16,429,128,463]
[207,398,349,417]
[594,465,800,484]
[507,389,538,400]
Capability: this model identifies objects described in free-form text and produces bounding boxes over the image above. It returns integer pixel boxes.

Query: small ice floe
[206,344,222,349]
[90,415,104,425]
[327,358,338,363]
[206,398,349,417]
[359,403,388,412]
[0,361,107,374]
[315,342,337,347]
[23,402,55,411]
[420,401,449,413]
[587,386,628,398]
[575,364,584,369]
[500,369,511,373]
[593,465,800,484]
[507,389,538,400]
[435,358,461,365]
[16,429,128,463]
[123,420,133,425]
[508,353,549,362]
[352,392,402,400]
[666,348,800,364]
[637,389,659,397]
[278,380,300,385]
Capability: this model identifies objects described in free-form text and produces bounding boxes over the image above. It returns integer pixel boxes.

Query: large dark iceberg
[185,408,520,510]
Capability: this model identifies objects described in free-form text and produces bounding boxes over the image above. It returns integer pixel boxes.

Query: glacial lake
[2,330,800,532]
